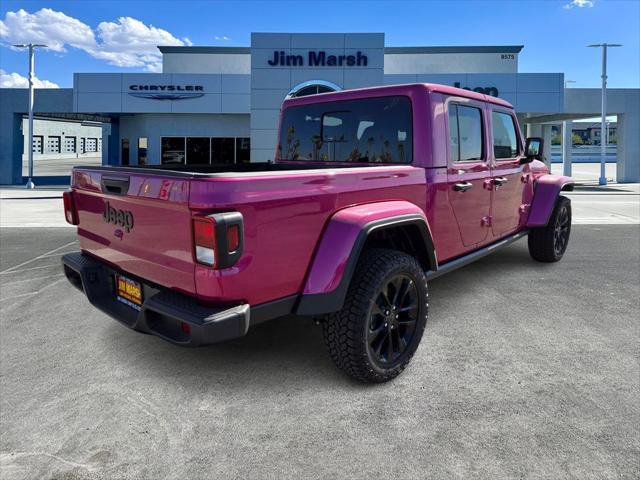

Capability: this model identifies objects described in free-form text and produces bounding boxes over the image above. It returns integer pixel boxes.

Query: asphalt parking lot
[1,188,639,479]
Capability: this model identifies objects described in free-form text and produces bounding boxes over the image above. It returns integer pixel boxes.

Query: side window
[492,111,519,159]
[448,103,483,162]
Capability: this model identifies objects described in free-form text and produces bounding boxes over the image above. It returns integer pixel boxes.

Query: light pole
[588,43,622,186]
[562,80,576,176]
[13,43,48,189]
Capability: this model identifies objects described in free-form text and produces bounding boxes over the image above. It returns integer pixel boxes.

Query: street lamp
[13,43,48,189]
[588,43,622,186]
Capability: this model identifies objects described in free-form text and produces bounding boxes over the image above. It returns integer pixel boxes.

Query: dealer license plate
[115,274,143,311]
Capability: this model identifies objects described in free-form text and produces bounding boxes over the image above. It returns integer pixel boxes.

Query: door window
[32,135,43,154]
[47,136,61,154]
[64,137,76,153]
[448,104,483,162]
[492,111,519,159]
[86,138,97,152]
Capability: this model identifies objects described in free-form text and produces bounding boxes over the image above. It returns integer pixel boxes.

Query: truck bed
[69,163,428,307]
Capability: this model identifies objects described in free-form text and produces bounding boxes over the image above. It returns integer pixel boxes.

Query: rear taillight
[227,224,240,252]
[62,189,78,225]
[192,212,244,268]
[193,216,217,266]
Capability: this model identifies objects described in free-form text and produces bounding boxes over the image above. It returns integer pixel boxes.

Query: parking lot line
[0,240,77,274]
[0,273,64,286]
[0,264,61,275]
[0,277,66,302]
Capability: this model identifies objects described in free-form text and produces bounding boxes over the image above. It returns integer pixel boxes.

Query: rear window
[277,96,412,163]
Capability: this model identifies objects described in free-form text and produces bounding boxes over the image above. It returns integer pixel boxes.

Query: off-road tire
[322,248,428,383]
[528,195,572,263]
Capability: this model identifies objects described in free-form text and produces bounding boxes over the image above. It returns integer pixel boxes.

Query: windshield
[277,96,413,163]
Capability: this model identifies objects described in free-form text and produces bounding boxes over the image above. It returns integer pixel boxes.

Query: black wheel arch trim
[295,214,437,316]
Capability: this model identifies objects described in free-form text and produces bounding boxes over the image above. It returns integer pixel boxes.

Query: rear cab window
[278,96,412,163]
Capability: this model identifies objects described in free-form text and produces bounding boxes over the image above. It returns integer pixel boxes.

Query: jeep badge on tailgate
[103,201,134,232]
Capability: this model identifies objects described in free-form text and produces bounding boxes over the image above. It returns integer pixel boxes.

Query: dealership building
[1,32,638,184]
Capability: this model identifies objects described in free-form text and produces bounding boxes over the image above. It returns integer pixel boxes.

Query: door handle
[493,177,508,186]
[453,182,473,192]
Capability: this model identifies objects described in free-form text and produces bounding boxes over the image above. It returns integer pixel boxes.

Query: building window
[32,135,43,154]
[491,111,519,159]
[121,139,130,166]
[236,138,250,164]
[160,137,251,165]
[186,137,210,165]
[286,80,341,99]
[80,138,86,154]
[64,136,76,154]
[161,137,186,164]
[211,138,235,164]
[46,136,61,154]
[138,138,148,165]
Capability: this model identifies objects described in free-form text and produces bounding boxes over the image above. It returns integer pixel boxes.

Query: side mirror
[522,137,544,164]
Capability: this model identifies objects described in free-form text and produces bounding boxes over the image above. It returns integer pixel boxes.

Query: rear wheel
[528,195,572,262]
[322,249,428,383]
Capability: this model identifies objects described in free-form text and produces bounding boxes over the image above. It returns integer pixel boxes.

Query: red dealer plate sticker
[115,274,143,311]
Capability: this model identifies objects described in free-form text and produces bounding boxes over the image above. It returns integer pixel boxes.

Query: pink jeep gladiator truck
[62,83,574,383]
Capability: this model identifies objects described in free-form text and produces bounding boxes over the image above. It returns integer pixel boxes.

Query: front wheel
[322,248,428,383]
[528,195,572,262]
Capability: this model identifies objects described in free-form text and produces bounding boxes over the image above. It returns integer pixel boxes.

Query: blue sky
[1,0,638,88]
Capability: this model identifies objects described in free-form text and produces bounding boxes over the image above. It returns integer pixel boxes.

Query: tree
[572,134,583,146]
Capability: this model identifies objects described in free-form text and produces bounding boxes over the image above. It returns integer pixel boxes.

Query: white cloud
[0,8,192,72]
[0,69,59,88]
[563,0,595,9]
[0,8,95,52]
[214,35,230,41]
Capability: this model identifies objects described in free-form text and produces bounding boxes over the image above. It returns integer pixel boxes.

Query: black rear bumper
[61,252,249,346]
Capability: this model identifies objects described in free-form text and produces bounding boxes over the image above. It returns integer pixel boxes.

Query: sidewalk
[1,181,638,228]
[1,188,69,227]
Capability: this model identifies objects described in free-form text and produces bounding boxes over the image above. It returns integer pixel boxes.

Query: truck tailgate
[72,168,196,296]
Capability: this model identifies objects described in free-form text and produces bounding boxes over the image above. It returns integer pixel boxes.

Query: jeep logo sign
[453,82,499,97]
[103,201,134,232]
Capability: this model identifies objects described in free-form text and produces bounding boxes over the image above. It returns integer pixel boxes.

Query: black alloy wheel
[367,274,419,367]
[528,195,572,263]
[322,248,428,383]
[553,203,571,256]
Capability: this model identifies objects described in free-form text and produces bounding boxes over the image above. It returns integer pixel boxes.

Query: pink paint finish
[303,201,427,295]
[72,169,197,296]
[188,166,427,304]
[527,175,574,227]
[68,83,566,314]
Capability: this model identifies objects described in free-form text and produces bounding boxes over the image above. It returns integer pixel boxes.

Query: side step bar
[426,230,529,280]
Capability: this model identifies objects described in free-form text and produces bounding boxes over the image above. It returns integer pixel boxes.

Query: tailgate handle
[101,177,130,196]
